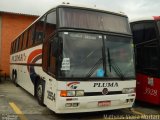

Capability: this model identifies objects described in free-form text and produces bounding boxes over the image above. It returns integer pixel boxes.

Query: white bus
[10,4,136,113]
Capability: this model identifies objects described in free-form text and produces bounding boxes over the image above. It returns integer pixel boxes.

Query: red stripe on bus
[27,49,42,64]
[27,49,42,72]
[67,82,80,87]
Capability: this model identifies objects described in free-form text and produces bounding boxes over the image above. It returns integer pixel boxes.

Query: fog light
[67,91,76,97]
[65,103,72,107]
[73,103,79,107]
[122,88,135,94]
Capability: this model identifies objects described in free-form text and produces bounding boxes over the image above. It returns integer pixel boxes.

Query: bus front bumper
[55,93,135,113]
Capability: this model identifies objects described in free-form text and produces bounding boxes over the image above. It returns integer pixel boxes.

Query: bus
[10,4,136,113]
[131,16,160,104]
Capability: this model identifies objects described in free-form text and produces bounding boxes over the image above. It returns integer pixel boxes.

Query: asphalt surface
[0,79,160,120]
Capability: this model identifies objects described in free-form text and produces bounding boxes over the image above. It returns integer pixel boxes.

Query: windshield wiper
[107,48,125,80]
[86,57,103,78]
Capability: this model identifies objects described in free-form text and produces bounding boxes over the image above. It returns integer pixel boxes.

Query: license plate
[98,101,111,107]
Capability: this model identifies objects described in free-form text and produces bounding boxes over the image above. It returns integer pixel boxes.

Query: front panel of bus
[131,20,160,104]
[43,6,136,113]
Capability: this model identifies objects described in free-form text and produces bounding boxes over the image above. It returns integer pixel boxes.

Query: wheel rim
[37,85,43,101]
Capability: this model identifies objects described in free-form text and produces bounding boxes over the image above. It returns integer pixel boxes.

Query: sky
[0,0,160,20]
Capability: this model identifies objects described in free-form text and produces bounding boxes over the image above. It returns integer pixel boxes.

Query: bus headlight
[76,90,84,96]
[122,88,135,94]
[60,90,84,97]
[67,91,76,97]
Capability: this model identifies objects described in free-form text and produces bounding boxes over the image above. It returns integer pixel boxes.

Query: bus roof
[130,16,160,23]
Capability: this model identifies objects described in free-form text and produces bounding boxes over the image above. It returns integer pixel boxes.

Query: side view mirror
[51,37,59,57]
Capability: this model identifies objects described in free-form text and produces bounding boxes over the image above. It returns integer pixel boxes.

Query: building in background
[0,11,38,77]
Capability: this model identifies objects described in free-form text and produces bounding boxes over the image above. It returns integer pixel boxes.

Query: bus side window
[42,40,49,72]
[12,41,15,53]
[18,35,24,51]
[132,22,156,44]
[15,39,19,52]
[34,16,46,44]
[22,31,28,49]
[48,41,56,75]
[45,11,56,39]
[28,26,35,47]
[43,11,57,73]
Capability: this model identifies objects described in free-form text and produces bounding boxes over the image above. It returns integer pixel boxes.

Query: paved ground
[0,79,160,120]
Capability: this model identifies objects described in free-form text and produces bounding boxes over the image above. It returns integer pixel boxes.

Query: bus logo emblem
[67,82,80,89]
[102,88,109,95]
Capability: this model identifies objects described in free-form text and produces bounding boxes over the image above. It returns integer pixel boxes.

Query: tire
[12,70,18,87]
[36,80,45,106]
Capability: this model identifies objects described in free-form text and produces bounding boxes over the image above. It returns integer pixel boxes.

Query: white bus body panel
[10,45,42,95]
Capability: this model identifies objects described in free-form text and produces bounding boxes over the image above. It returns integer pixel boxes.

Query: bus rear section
[131,16,160,104]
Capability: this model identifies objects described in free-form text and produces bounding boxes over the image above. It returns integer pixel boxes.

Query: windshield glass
[58,32,135,79]
[105,35,135,78]
[59,7,131,34]
[59,32,103,78]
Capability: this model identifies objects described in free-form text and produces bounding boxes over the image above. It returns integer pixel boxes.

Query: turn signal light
[60,90,67,97]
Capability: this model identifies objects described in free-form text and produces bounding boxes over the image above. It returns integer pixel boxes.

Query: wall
[0,13,38,76]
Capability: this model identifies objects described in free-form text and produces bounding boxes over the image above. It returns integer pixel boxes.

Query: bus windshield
[58,32,135,79]
[59,7,131,34]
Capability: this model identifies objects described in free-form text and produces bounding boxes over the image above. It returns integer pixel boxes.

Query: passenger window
[48,42,56,75]
[132,22,156,44]
[22,31,28,49]
[42,36,57,75]
[28,26,35,47]
[18,35,24,51]
[34,16,46,44]
[45,11,56,39]
[15,39,19,52]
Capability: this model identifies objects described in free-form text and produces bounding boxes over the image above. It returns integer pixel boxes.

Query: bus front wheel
[36,80,45,106]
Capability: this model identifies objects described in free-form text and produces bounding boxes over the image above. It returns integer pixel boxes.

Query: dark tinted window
[15,39,19,52]
[18,35,24,51]
[136,42,159,76]
[34,16,45,44]
[45,11,56,39]
[132,22,156,44]
[23,31,28,49]
[28,26,35,47]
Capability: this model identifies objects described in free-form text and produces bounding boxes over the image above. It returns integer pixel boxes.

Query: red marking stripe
[27,49,42,64]
[67,82,80,87]
[27,49,42,72]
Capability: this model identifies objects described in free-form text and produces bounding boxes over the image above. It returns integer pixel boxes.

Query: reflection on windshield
[59,32,103,78]
[58,32,135,79]
[105,35,135,78]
